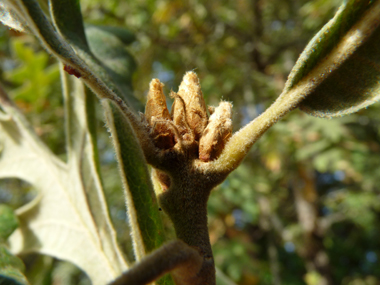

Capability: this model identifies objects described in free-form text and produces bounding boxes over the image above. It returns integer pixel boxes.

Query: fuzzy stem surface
[159,164,218,284]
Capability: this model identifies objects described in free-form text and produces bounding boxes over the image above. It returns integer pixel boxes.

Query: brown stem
[109,240,203,285]
[159,165,217,285]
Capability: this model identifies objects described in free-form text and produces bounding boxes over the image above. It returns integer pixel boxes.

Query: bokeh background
[1,0,380,284]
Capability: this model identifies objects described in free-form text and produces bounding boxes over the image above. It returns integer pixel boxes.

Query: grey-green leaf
[49,0,88,51]
[284,0,380,118]
[49,0,143,111]
[103,101,167,257]
[85,25,139,107]
[61,69,129,275]
[210,1,380,174]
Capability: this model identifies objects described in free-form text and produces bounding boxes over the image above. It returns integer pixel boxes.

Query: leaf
[48,2,172,283]
[61,70,129,274]
[86,24,136,45]
[210,1,380,173]
[0,205,29,285]
[285,0,380,117]
[49,0,143,111]
[103,101,167,258]
[0,205,19,242]
[0,81,128,285]
[84,24,137,101]
[0,2,27,32]
[0,248,29,285]
[50,0,169,254]
[48,0,88,51]
[3,0,137,123]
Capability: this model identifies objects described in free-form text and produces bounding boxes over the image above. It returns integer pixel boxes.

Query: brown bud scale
[199,101,233,162]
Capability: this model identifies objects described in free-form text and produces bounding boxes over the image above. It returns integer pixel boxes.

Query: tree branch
[109,240,203,285]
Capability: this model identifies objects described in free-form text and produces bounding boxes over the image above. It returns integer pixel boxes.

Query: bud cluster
[144,71,232,163]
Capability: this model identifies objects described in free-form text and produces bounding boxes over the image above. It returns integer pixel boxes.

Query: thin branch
[203,2,380,175]
[109,240,203,285]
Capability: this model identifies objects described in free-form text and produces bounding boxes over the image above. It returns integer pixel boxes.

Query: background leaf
[49,0,143,111]
[0,205,19,242]
[0,205,29,285]
[84,24,138,107]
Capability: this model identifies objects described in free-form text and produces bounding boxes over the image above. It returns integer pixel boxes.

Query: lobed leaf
[0,81,127,284]
[61,70,129,275]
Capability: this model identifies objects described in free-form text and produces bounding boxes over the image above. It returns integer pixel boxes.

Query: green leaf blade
[0,247,29,285]
[86,25,136,45]
[0,205,29,285]
[0,205,19,242]
[49,0,88,51]
[103,102,169,259]
[49,0,142,111]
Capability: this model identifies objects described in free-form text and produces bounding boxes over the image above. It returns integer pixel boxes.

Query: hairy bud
[176,72,208,140]
[199,102,233,162]
[171,91,192,141]
[144,72,232,163]
[145,79,175,149]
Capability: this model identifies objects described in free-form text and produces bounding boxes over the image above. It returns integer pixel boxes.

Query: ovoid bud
[176,72,208,140]
[145,79,175,149]
[199,101,232,162]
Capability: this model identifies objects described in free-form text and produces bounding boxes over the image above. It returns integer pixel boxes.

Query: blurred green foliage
[0,205,28,284]
[1,0,380,284]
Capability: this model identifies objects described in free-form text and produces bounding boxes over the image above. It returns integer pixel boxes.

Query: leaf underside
[299,22,380,117]
[288,0,380,117]
[0,80,128,285]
